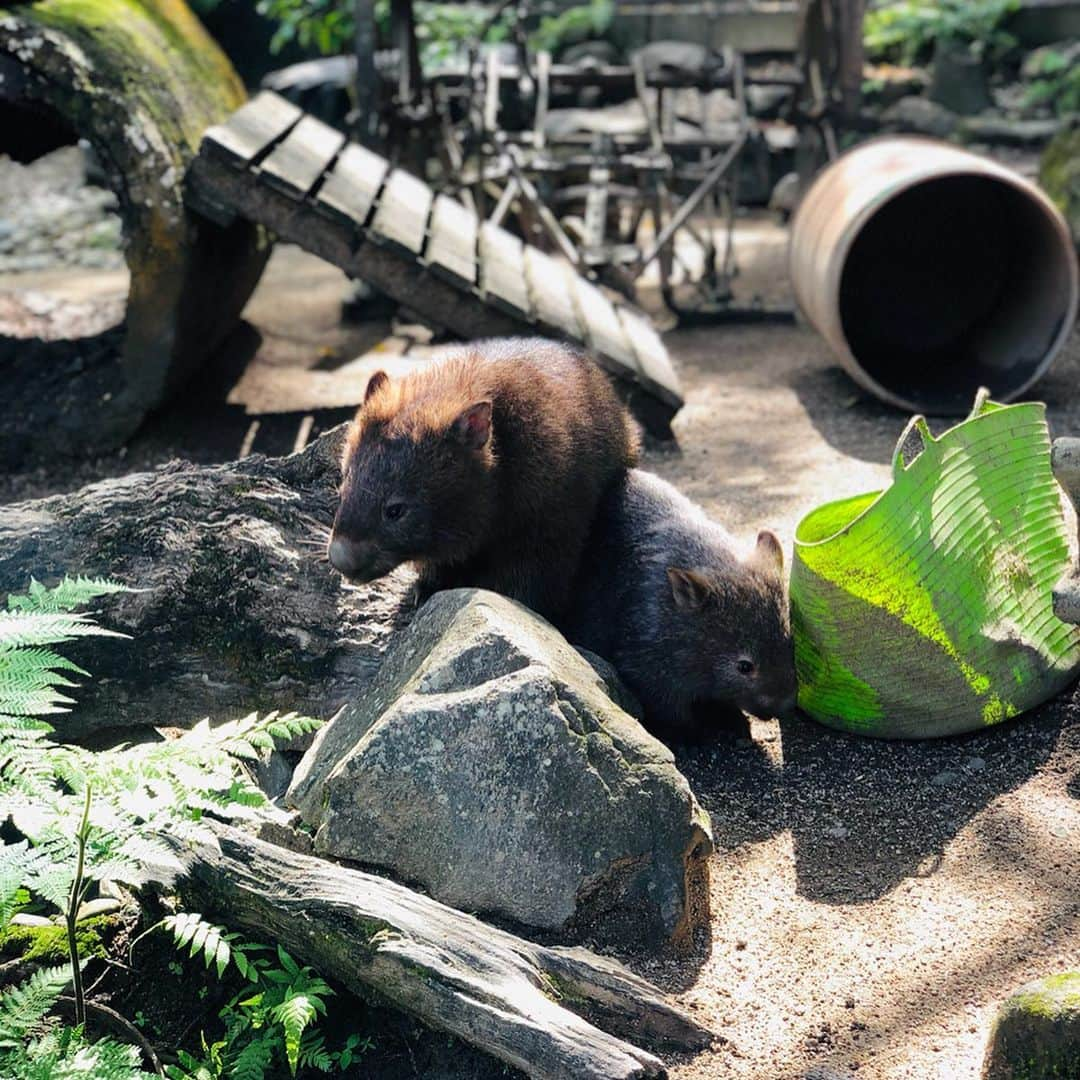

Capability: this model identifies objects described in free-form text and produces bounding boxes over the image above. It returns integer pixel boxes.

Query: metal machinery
[347,0,850,323]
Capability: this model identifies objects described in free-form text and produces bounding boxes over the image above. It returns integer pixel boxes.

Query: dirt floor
[3,221,1080,1079]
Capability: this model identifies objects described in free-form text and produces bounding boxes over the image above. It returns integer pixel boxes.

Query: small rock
[965,755,987,773]
[931,769,961,787]
[826,825,850,840]
[881,95,959,138]
[769,171,801,217]
[960,115,1062,147]
[982,972,1080,1079]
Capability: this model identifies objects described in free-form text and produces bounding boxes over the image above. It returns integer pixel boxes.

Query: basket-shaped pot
[791,392,1080,738]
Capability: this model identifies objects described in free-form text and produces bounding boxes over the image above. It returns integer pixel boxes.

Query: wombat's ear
[753,530,784,573]
[364,370,390,404]
[667,567,711,612]
[452,400,493,449]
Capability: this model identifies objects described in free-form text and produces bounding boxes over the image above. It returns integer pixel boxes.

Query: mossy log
[0,426,413,741]
[1040,120,1080,252]
[158,819,712,1080]
[0,0,270,462]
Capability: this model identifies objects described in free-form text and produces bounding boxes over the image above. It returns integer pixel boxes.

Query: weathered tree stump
[0,0,270,462]
[0,426,413,740]
[158,820,712,1080]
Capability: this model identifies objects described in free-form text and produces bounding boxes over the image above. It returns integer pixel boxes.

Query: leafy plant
[143,915,369,1080]
[864,0,1019,66]
[0,964,156,1080]
[1023,48,1080,116]
[255,0,612,68]
[0,577,331,1078]
[532,0,612,55]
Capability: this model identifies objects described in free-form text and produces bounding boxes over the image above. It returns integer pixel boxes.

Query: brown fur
[330,338,638,620]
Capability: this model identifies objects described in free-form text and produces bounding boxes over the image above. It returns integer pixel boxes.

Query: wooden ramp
[187,92,682,436]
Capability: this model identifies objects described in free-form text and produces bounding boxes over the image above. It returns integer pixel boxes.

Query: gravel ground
[1,227,1078,1079]
[0,146,124,274]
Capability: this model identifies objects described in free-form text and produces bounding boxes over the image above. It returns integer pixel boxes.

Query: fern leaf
[0,611,128,649]
[272,993,318,1076]
[7,576,129,614]
[0,964,72,1042]
[230,1035,274,1080]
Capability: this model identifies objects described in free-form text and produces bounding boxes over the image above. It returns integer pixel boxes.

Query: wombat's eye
[384,500,406,522]
[736,658,756,676]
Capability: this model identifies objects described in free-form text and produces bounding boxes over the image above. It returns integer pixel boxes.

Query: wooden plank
[616,305,682,406]
[201,91,302,168]
[478,222,531,317]
[370,168,434,254]
[315,143,389,229]
[568,274,638,373]
[425,195,478,285]
[259,115,346,199]
[523,247,581,338]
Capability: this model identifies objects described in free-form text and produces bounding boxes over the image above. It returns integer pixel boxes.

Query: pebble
[931,769,960,787]
[964,756,986,773]
[826,825,850,840]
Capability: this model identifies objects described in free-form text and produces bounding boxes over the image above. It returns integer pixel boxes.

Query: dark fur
[330,338,638,620]
[563,469,796,741]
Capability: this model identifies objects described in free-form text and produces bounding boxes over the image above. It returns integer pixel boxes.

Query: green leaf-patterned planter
[791,393,1080,739]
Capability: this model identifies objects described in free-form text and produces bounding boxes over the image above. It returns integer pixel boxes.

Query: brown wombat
[563,469,797,741]
[328,338,638,620]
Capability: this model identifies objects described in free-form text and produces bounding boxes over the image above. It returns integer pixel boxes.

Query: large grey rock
[982,972,1080,1079]
[288,589,713,949]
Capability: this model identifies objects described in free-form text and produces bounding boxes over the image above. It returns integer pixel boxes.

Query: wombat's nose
[328,535,371,577]
[774,693,799,721]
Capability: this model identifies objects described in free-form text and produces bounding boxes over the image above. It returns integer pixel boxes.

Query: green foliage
[255,0,611,67]
[532,0,612,55]
[0,576,331,1080]
[864,0,1019,66]
[0,576,128,721]
[156,917,369,1080]
[1023,49,1080,116]
[0,964,156,1080]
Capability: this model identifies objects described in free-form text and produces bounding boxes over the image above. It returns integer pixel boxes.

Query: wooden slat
[315,143,389,229]
[478,222,531,317]
[524,247,581,337]
[425,195,478,285]
[201,91,302,168]
[616,305,682,405]
[370,169,433,254]
[568,275,638,372]
[260,115,346,199]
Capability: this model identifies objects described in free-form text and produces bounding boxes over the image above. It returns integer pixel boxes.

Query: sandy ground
[2,224,1079,1080]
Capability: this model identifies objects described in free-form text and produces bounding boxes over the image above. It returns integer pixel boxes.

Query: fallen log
[0,427,413,740]
[160,820,712,1080]
[0,0,269,462]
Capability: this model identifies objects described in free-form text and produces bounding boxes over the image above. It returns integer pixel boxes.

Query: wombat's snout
[762,692,799,721]
[328,535,380,581]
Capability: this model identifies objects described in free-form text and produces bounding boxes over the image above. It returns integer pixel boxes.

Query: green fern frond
[7,576,129,614]
[0,612,128,650]
[0,842,51,931]
[0,964,72,1043]
[272,992,318,1076]
[230,1035,274,1080]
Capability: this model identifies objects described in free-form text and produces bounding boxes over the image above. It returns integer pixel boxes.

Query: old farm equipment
[325,0,813,321]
